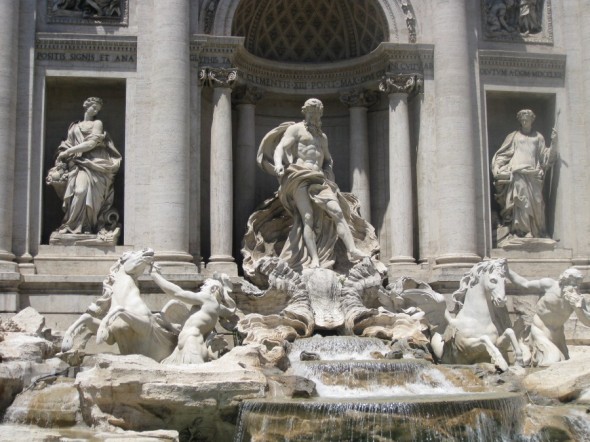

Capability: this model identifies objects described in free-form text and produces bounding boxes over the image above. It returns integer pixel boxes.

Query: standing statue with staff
[491,109,558,246]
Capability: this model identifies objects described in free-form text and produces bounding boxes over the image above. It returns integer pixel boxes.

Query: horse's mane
[451,260,506,313]
[86,255,127,318]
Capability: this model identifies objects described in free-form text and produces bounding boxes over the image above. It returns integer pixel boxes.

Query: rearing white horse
[400,259,524,371]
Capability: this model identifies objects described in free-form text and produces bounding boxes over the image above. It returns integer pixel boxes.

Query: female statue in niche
[46,97,122,243]
[491,109,557,246]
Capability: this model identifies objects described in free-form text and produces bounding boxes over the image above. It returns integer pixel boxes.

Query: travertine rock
[4,378,80,427]
[7,307,45,336]
[75,349,267,439]
[0,334,56,362]
[0,357,69,416]
[523,346,590,403]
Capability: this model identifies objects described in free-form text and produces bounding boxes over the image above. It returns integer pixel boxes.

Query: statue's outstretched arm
[151,268,206,306]
[507,268,553,291]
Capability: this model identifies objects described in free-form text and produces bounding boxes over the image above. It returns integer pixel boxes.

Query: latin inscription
[36,51,135,64]
[243,72,382,90]
[480,67,563,78]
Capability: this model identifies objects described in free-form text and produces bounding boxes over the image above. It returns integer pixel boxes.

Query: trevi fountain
[1,1,590,441]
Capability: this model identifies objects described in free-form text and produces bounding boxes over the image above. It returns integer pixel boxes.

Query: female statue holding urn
[47,97,122,237]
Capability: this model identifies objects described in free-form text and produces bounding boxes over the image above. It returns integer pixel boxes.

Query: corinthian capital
[199,67,238,89]
[379,74,421,95]
[339,89,378,108]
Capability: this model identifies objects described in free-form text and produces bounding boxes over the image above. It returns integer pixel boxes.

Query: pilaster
[149,0,194,272]
[432,0,480,267]
[0,1,20,274]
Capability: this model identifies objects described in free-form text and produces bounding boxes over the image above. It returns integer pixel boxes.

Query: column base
[387,258,421,280]
[153,251,198,274]
[389,256,415,265]
[205,255,237,276]
[434,253,481,267]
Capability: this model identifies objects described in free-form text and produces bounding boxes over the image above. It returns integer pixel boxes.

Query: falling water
[235,394,525,442]
[291,360,464,398]
[236,336,527,441]
[288,335,390,362]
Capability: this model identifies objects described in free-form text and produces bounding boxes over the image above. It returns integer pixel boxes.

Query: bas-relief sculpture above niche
[46,0,128,26]
[482,0,553,44]
[43,78,126,246]
[486,93,558,251]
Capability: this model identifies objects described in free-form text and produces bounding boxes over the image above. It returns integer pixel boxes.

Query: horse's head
[120,248,155,277]
[482,258,508,308]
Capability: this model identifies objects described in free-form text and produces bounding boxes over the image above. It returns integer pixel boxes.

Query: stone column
[200,67,238,275]
[340,89,376,222]
[379,74,417,266]
[432,0,480,266]
[234,86,263,253]
[0,1,19,271]
[150,0,193,270]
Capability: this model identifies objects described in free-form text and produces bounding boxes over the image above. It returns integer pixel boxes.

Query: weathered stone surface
[266,374,317,399]
[0,425,179,441]
[4,378,79,427]
[523,346,590,403]
[6,307,45,336]
[0,333,56,362]
[75,347,267,441]
[0,357,69,416]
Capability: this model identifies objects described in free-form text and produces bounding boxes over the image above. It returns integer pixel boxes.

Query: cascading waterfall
[236,336,526,441]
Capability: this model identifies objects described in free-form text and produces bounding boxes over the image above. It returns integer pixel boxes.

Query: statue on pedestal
[46,97,122,245]
[243,98,380,279]
[491,109,557,249]
[239,98,424,347]
[508,267,590,366]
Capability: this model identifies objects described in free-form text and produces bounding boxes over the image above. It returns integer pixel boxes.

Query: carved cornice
[199,67,238,89]
[35,34,136,67]
[379,73,421,95]
[233,85,264,105]
[228,42,434,95]
[339,89,378,108]
[479,50,565,83]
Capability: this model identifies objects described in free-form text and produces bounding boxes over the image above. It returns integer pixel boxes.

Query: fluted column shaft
[0,1,19,264]
[201,68,237,274]
[340,90,375,222]
[150,0,190,258]
[379,75,416,264]
[433,0,479,265]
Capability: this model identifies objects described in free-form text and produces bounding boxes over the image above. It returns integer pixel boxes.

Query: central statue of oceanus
[243,98,381,282]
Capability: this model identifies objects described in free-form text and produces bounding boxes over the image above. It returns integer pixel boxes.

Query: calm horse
[430,259,524,370]
[61,248,178,362]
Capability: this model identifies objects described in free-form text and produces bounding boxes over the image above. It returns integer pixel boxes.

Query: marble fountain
[1,99,590,441]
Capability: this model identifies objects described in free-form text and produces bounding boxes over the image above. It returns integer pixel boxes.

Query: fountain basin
[236,392,525,442]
